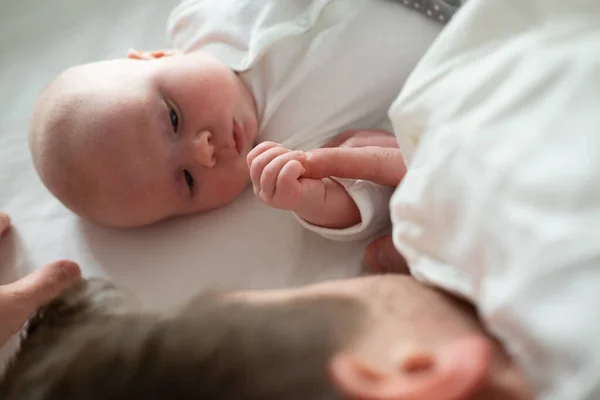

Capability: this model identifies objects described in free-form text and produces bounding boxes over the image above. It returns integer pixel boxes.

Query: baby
[29,0,443,240]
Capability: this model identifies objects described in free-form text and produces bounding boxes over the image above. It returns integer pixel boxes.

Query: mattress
[0,0,370,367]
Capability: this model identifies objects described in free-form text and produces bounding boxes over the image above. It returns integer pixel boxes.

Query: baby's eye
[169,105,179,133]
[183,169,194,193]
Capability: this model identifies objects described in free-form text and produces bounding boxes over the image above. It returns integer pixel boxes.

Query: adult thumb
[0,260,82,346]
[2,260,82,311]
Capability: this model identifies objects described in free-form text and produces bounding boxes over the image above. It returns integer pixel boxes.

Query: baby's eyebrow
[142,97,163,131]
[124,97,155,143]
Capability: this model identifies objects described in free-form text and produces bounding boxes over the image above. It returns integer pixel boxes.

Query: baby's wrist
[294,178,360,229]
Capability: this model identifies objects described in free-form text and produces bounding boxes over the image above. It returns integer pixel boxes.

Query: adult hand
[0,213,10,237]
[0,213,82,348]
[302,147,410,274]
[303,146,407,187]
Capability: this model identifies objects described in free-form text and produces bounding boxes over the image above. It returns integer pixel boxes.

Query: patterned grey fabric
[390,0,464,23]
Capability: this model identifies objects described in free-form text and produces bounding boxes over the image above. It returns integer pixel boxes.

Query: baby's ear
[127,48,181,60]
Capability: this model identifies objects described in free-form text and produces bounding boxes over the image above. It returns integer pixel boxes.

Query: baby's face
[79,53,259,226]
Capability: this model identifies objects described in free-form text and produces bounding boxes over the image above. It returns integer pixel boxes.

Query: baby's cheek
[206,163,251,209]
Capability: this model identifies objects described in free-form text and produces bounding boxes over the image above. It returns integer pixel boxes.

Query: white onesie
[167,0,441,241]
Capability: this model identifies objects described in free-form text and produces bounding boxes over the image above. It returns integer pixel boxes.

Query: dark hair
[0,279,366,400]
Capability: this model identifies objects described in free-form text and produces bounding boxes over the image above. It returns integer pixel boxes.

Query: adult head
[0,274,531,400]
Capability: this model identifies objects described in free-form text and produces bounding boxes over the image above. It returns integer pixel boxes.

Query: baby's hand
[247,142,323,212]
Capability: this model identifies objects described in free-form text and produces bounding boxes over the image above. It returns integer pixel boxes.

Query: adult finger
[363,234,410,275]
[338,131,399,149]
[0,213,10,236]
[1,260,82,312]
[302,146,407,187]
[0,260,81,346]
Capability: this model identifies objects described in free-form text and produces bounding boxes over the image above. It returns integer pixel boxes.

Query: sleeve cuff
[293,178,394,242]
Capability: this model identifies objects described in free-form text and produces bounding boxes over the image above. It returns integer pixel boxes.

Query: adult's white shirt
[389,0,600,398]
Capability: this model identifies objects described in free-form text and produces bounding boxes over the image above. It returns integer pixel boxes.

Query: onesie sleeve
[293,178,394,242]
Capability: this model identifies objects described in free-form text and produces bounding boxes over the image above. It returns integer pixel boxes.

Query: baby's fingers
[250,146,290,193]
[247,142,282,169]
[275,160,306,204]
[260,151,305,200]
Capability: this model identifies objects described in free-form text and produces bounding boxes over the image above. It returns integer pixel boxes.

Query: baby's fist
[247,142,308,211]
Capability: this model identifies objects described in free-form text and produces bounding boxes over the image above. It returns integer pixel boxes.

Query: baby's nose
[192,131,216,167]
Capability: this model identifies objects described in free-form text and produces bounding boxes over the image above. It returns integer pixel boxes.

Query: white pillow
[388,1,600,399]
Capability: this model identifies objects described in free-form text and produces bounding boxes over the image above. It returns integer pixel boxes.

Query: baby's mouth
[232,118,244,155]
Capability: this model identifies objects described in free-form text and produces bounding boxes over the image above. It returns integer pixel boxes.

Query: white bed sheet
[0,0,368,367]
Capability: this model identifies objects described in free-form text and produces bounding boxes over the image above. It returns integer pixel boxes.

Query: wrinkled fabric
[392,0,464,23]
[388,0,600,398]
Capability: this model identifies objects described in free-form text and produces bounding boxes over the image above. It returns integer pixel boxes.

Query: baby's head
[30,51,258,227]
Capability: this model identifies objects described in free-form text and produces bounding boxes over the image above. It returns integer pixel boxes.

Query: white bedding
[388,0,600,397]
[0,0,374,366]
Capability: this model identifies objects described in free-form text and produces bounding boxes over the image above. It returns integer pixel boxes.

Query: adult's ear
[329,336,492,400]
[127,48,181,60]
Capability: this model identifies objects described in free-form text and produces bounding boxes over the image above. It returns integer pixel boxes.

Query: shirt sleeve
[293,178,394,242]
